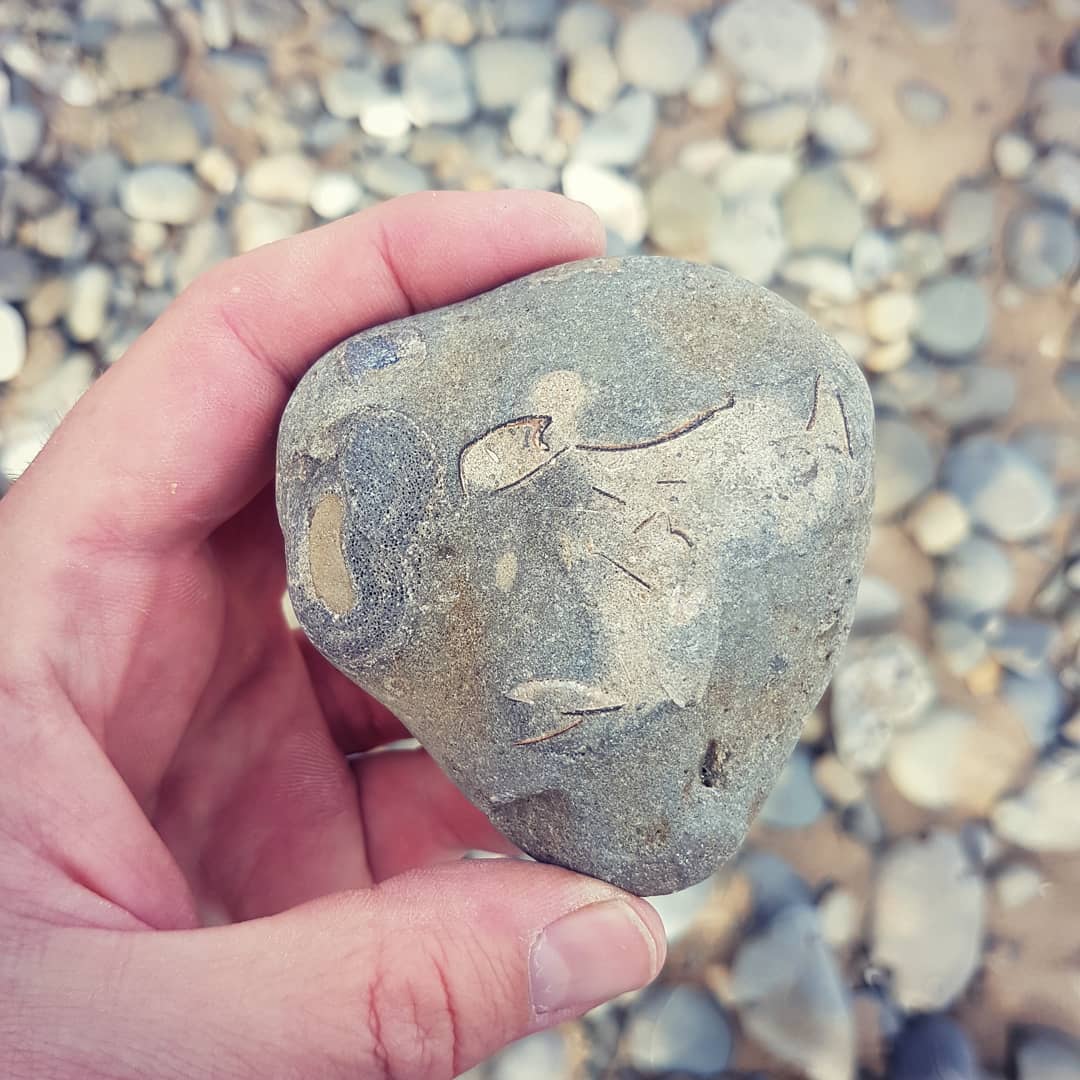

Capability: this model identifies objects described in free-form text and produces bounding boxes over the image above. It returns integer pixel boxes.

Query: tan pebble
[865,289,918,342]
[25,277,69,327]
[863,339,912,373]
[906,490,970,556]
[813,753,866,805]
[965,656,1002,697]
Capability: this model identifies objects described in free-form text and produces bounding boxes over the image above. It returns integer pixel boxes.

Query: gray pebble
[898,228,948,282]
[1000,668,1067,749]
[874,416,938,520]
[872,830,985,1010]
[470,37,555,112]
[1004,204,1079,291]
[0,247,40,303]
[810,101,877,157]
[933,617,989,676]
[0,103,44,164]
[852,229,899,292]
[489,0,557,34]
[943,435,1059,542]
[359,155,429,198]
[914,275,990,359]
[488,1030,567,1080]
[896,79,950,126]
[985,615,1059,676]
[708,196,787,284]
[320,67,385,120]
[993,748,1080,851]
[615,11,703,97]
[711,0,830,99]
[731,905,855,1080]
[940,183,995,259]
[555,2,616,57]
[759,747,826,828]
[936,536,1015,616]
[624,986,733,1076]
[830,633,936,773]
[1030,73,1080,153]
[572,89,657,167]
[889,1014,978,1080]
[111,96,203,166]
[1029,148,1080,214]
[121,165,205,225]
[102,25,181,91]
[276,257,873,895]
[738,850,814,925]
[782,167,866,256]
[1016,1027,1080,1080]
[401,43,475,127]
[928,364,1017,429]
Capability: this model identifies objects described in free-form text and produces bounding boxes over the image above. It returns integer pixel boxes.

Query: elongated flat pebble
[277,256,873,894]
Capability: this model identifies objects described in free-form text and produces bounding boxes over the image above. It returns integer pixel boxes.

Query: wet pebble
[615,12,702,97]
[874,417,938,520]
[943,435,1059,542]
[831,633,936,772]
[111,96,203,166]
[309,172,364,220]
[244,153,316,205]
[0,248,39,303]
[872,830,985,1010]
[731,904,855,1080]
[624,985,733,1076]
[865,290,918,343]
[1004,204,1078,291]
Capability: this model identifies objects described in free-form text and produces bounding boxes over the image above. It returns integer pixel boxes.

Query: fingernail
[529,899,663,1015]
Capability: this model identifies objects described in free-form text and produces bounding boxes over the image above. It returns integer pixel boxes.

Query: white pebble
[993,131,1035,180]
[121,166,204,225]
[310,171,364,219]
[561,161,646,245]
[65,264,112,344]
[244,153,317,204]
[615,12,703,96]
[906,490,970,555]
[0,300,28,382]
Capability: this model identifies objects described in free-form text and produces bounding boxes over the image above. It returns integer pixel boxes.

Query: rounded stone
[646,168,711,257]
[0,103,45,164]
[470,38,555,112]
[401,42,475,127]
[1004,204,1079,291]
[873,417,938,520]
[906,490,970,555]
[276,257,874,894]
[914,275,990,359]
[872,830,986,1011]
[121,165,204,225]
[936,536,1015,616]
[102,26,181,91]
[623,986,733,1076]
[555,2,616,57]
[943,435,1058,542]
[0,300,28,383]
[782,167,865,256]
[993,749,1080,852]
[711,0,830,98]
[615,12,702,96]
[759,747,826,829]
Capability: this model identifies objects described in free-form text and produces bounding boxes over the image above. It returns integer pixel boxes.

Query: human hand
[0,190,665,1079]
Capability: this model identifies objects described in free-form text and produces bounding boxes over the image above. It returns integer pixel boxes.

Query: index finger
[5,190,605,553]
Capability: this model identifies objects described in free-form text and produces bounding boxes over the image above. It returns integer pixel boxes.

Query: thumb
[68,860,666,1079]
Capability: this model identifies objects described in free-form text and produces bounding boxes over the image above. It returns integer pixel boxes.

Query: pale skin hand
[0,191,666,1080]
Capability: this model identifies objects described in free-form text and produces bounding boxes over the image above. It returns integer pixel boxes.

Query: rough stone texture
[277,256,874,895]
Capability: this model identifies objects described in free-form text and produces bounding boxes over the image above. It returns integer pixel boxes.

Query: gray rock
[759,747,826,828]
[615,12,702,97]
[730,905,855,1080]
[401,43,474,127]
[1016,1027,1080,1080]
[1001,668,1067,749]
[872,830,985,1010]
[708,196,787,284]
[0,248,39,303]
[1030,148,1080,214]
[943,435,1058,542]
[936,536,1015,616]
[111,96,203,166]
[711,0,830,99]
[889,1014,978,1080]
[276,257,874,894]
[470,38,555,112]
[121,165,204,225]
[783,167,866,256]
[830,633,935,773]
[940,183,995,259]
[488,1030,567,1080]
[0,104,44,164]
[573,89,657,167]
[914,275,990,359]
[624,986,733,1076]
[874,417,938,520]
[896,79,949,126]
[928,365,1016,429]
[1004,205,1079,291]
[555,2,616,57]
[993,749,1080,852]
[102,25,181,91]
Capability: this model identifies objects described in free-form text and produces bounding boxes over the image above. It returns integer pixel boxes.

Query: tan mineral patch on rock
[308,492,355,615]
[494,550,518,593]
